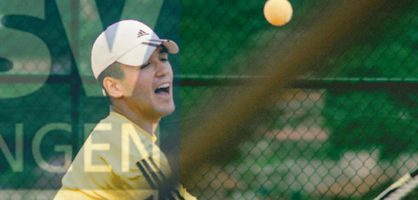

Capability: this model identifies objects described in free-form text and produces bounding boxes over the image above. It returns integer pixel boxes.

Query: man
[55,20,196,199]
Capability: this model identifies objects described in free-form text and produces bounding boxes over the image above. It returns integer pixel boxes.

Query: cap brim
[147,39,179,54]
[117,39,179,67]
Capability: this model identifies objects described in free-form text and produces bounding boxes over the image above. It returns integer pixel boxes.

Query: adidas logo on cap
[137,29,149,38]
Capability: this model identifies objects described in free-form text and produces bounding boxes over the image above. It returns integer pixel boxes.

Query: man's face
[119,47,175,121]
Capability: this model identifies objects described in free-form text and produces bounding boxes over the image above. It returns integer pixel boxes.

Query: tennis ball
[263,0,293,26]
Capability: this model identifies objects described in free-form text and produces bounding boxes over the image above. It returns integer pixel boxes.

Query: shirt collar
[109,111,157,143]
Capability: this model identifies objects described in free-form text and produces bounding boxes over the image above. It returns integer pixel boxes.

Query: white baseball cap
[91,19,179,79]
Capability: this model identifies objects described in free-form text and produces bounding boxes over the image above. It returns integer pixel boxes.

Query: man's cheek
[124,81,137,97]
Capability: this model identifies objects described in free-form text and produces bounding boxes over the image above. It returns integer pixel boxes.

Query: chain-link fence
[0,0,417,199]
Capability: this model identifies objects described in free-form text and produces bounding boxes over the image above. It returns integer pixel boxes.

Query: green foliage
[321,2,418,160]
[323,90,418,160]
[180,0,267,75]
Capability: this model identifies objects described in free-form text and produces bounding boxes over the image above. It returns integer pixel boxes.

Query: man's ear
[103,77,124,98]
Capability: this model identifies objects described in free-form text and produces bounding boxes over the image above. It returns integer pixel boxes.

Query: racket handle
[374,168,418,200]
[374,173,412,200]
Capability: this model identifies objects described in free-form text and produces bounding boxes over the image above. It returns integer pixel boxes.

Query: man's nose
[155,61,171,77]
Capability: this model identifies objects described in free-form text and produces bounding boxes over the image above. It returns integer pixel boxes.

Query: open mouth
[154,83,170,94]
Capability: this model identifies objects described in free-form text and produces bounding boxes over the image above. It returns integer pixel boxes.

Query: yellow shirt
[55,112,196,200]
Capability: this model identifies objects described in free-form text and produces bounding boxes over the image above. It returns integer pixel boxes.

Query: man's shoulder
[88,115,152,145]
[85,112,158,161]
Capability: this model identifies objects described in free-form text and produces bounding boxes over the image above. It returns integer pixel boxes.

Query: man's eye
[140,62,150,69]
[160,57,169,62]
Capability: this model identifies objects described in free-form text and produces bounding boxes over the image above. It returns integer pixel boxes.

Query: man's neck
[110,104,159,135]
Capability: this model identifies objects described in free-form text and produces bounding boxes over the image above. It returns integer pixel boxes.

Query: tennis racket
[374,167,418,200]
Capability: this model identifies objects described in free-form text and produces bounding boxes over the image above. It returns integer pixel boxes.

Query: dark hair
[160,45,168,53]
[97,62,124,96]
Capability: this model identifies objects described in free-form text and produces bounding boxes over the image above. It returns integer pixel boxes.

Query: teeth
[157,83,170,89]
